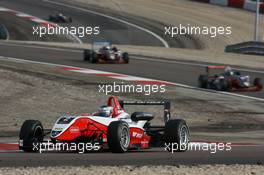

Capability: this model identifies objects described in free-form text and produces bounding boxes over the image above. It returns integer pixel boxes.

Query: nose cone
[50,116,76,139]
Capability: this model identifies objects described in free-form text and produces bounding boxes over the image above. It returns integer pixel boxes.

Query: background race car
[19,96,190,153]
[198,66,263,92]
[48,12,72,23]
[83,42,129,64]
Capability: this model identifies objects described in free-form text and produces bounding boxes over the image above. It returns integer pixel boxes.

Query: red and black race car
[83,42,129,64]
[19,96,190,153]
[198,66,263,92]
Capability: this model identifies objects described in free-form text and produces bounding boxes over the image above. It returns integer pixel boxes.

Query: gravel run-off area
[0,165,264,175]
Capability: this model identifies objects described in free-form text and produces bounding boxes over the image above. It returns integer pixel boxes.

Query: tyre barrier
[225,41,264,55]
[193,0,264,13]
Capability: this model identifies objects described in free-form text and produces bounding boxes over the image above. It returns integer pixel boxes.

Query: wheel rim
[180,126,188,146]
[33,126,43,143]
[120,127,129,149]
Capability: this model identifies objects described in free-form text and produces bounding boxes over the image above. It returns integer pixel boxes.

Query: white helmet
[105,46,110,50]
[225,66,232,72]
[225,66,233,75]
[99,105,113,117]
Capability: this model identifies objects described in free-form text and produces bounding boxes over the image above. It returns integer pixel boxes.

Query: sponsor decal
[70,127,79,133]
[132,132,143,138]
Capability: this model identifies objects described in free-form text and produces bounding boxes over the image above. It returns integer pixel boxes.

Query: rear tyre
[164,119,190,152]
[83,50,91,61]
[219,79,231,91]
[254,78,263,90]
[19,120,44,152]
[107,121,130,153]
[90,52,98,63]
[122,52,129,63]
[198,75,208,88]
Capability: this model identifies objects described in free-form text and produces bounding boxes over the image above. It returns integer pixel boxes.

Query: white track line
[1,55,264,102]
[0,6,82,44]
[0,42,81,53]
[43,0,169,48]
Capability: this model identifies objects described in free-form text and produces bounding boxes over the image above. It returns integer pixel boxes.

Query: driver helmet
[224,66,233,76]
[112,46,118,52]
[105,46,110,50]
[98,105,113,117]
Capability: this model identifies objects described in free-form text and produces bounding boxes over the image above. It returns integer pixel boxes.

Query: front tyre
[254,78,263,90]
[48,15,53,22]
[122,52,129,63]
[83,50,91,61]
[19,120,44,152]
[164,119,190,152]
[198,75,208,88]
[107,121,130,153]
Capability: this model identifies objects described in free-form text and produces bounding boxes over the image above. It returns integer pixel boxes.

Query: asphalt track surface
[0,145,264,166]
[0,42,264,99]
[0,0,158,45]
[0,0,202,48]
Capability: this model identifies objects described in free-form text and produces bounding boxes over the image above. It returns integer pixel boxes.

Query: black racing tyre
[83,50,91,61]
[122,52,129,63]
[254,78,263,90]
[107,121,130,153]
[219,79,231,91]
[198,75,208,88]
[164,119,190,152]
[68,17,72,23]
[90,52,98,63]
[48,15,53,22]
[19,120,44,152]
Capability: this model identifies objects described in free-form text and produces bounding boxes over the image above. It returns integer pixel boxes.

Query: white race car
[83,42,129,64]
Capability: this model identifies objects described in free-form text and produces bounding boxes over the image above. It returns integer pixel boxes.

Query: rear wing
[206,66,226,74]
[119,100,171,123]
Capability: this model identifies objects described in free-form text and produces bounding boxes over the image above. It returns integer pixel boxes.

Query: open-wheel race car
[19,96,190,153]
[48,12,72,23]
[83,42,129,64]
[198,66,263,92]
